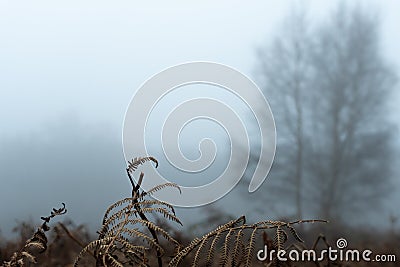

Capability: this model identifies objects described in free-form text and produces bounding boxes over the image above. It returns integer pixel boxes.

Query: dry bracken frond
[69,156,327,267]
[74,156,182,267]
[169,217,327,267]
[127,156,158,174]
[2,155,328,267]
[140,183,181,199]
[1,203,67,267]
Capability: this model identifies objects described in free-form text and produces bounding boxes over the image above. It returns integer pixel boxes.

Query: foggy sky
[1,0,400,238]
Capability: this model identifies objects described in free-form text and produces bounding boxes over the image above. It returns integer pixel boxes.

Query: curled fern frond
[1,203,67,267]
[127,156,158,174]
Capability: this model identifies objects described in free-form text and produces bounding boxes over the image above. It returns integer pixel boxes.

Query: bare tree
[256,8,311,220]
[256,4,397,222]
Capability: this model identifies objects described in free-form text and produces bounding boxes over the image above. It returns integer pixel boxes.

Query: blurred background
[0,0,399,262]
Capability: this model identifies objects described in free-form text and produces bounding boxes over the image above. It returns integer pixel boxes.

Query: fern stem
[129,170,163,267]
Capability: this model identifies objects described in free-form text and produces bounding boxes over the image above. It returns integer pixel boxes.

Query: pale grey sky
[1,0,399,237]
[1,0,399,132]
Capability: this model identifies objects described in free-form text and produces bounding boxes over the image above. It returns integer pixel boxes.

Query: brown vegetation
[1,157,398,266]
